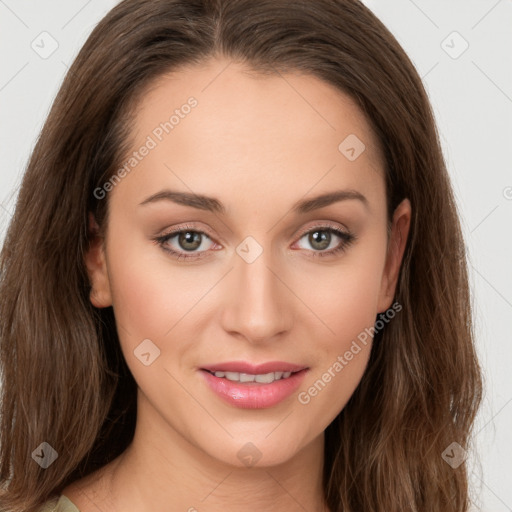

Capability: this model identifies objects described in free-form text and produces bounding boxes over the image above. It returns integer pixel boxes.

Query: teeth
[255,373,274,384]
[212,371,294,383]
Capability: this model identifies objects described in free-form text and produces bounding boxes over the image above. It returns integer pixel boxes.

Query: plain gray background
[1,1,511,510]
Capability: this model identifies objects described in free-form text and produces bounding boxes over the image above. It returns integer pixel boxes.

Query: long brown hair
[0,1,483,511]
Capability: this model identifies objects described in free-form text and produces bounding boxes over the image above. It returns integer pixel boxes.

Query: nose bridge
[222,235,290,342]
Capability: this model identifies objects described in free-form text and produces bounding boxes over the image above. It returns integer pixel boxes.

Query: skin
[63,56,411,511]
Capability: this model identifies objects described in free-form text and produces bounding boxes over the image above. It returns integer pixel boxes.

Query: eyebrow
[139,188,368,214]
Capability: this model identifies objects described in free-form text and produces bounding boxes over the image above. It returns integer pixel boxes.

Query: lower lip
[200,369,308,409]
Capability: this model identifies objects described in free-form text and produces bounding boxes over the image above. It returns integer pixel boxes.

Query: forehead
[115,56,385,210]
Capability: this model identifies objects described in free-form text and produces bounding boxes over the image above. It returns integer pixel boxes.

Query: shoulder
[38,495,81,512]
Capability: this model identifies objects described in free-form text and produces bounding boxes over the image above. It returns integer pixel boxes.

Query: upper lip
[201,361,308,374]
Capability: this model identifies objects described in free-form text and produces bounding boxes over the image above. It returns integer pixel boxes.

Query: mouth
[199,361,309,409]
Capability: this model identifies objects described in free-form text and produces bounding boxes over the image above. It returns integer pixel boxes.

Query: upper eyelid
[295,221,350,238]
[161,220,349,238]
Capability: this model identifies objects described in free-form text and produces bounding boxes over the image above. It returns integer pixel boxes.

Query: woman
[0,0,482,511]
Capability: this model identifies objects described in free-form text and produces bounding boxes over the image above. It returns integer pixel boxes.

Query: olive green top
[38,495,80,512]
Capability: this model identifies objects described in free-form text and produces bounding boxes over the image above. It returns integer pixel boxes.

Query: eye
[153,224,216,261]
[153,222,356,261]
[294,224,356,258]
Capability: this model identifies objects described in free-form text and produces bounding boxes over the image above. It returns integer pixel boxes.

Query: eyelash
[153,222,356,262]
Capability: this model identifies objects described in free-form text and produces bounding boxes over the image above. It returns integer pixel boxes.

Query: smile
[199,362,309,409]
[205,370,294,383]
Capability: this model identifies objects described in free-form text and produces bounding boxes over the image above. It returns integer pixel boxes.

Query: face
[85,56,410,468]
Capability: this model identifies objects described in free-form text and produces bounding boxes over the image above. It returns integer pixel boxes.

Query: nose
[220,242,292,344]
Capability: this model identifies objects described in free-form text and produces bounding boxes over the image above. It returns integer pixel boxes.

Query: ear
[84,212,112,308]
[377,198,411,313]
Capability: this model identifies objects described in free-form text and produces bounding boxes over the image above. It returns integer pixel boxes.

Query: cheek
[307,235,388,353]
[294,233,386,423]
[106,234,202,343]
[296,278,378,435]
[298,268,379,389]
[105,237,199,405]
[320,260,381,339]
